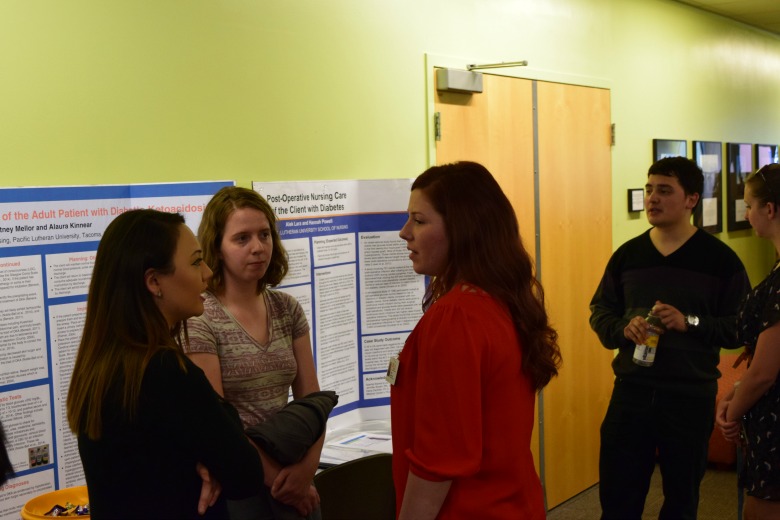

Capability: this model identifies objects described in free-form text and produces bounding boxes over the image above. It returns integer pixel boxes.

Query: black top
[78,349,265,520]
[737,263,780,499]
[738,263,780,353]
[590,228,750,392]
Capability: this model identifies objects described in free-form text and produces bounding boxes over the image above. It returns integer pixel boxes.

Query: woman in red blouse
[391,161,562,519]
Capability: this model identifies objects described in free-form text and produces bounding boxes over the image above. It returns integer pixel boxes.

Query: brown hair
[746,163,780,207]
[67,209,188,440]
[412,161,561,391]
[198,186,288,294]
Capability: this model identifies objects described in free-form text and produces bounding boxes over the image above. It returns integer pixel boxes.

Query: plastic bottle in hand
[632,310,664,367]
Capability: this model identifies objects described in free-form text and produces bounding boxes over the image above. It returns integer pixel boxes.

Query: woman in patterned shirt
[184,187,322,519]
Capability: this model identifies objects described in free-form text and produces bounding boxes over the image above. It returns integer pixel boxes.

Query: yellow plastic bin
[21,485,89,519]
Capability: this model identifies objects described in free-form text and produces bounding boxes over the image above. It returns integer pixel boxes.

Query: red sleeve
[405,300,485,481]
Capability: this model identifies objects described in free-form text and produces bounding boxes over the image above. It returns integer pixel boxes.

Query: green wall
[1,0,778,282]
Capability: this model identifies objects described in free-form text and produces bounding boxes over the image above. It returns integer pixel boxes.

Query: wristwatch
[685,314,700,331]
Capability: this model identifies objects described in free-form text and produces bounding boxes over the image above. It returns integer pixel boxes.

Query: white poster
[254,179,425,416]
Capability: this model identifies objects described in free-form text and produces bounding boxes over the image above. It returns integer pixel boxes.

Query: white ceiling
[675,0,780,36]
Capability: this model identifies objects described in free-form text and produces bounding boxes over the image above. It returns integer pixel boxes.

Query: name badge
[386,355,400,385]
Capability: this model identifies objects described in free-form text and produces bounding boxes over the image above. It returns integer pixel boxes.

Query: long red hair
[413,161,561,391]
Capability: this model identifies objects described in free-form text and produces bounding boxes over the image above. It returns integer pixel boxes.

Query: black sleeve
[590,261,632,351]
[704,263,751,349]
[245,390,338,466]
[143,350,265,500]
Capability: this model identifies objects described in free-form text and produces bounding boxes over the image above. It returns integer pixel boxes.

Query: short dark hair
[648,156,704,197]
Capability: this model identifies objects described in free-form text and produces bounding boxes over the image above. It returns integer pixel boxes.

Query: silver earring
[156,290,162,298]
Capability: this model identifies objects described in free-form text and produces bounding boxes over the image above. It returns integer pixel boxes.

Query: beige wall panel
[537,81,614,508]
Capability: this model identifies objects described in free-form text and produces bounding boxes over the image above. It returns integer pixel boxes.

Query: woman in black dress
[717,163,780,520]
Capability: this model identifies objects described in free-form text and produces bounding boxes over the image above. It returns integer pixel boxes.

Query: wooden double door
[434,72,614,508]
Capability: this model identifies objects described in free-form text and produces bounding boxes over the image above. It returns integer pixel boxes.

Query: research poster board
[0,181,232,519]
[0,178,422,518]
[253,179,424,416]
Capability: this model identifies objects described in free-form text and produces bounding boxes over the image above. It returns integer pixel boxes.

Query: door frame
[426,57,614,509]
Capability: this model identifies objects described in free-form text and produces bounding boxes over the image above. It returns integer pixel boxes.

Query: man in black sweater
[590,156,750,520]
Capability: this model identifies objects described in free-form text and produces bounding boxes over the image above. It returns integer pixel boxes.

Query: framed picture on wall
[692,141,722,234]
[627,189,644,212]
[755,144,780,169]
[726,142,754,232]
[653,139,687,161]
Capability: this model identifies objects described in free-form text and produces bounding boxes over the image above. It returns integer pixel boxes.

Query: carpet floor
[546,465,740,520]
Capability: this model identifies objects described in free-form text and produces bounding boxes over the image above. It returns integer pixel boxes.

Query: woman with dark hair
[390,161,561,519]
[717,163,780,519]
[67,209,270,520]
[184,187,321,518]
